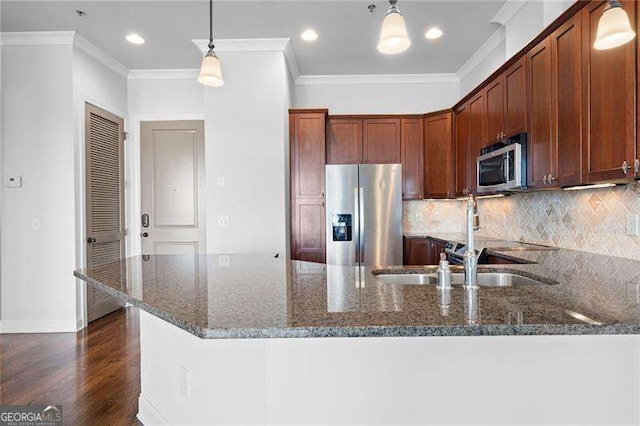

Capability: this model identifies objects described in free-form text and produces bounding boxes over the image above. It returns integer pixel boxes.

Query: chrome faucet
[463,194,480,289]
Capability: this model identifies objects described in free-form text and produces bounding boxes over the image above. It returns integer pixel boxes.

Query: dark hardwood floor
[0,307,140,425]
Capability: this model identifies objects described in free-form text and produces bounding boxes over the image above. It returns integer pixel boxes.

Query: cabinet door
[424,112,453,198]
[552,12,583,186]
[454,104,470,196]
[327,118,362,164]
[485,77,504,145]
[468,92,486,194]
[582,1,636,183]
[401,118,424,199]
[292,199,325,263]
[291,112,326,198]
[504,57,528,137]
[527,37,554,189]
[404,237,430,265]
[363,118,401,164]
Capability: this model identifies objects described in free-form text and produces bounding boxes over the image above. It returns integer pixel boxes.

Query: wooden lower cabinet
[403,237,446,265]
[292,198,325,263]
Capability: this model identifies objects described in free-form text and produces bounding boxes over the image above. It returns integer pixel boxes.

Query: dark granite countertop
[74,239,640,339]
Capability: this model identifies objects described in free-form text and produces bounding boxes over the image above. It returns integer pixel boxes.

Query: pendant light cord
[208,0,215,51]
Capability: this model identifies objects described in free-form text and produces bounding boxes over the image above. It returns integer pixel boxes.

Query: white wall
[294,77,459,114]
[1,42,77,332]
[72,40,128,327]
[458,29,507,98]
[127,73,205,256]
[204,51,291,255]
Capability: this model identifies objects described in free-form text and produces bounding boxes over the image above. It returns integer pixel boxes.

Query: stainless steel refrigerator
[325,164,403,267]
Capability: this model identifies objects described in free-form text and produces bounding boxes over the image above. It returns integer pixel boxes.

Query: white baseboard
[137,393,171,426]
[0,318,78,333]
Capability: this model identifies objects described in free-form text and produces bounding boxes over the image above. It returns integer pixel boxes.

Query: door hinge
[123,131,129,141]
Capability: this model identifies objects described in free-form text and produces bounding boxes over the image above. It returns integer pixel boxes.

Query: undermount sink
[376,272,547,287]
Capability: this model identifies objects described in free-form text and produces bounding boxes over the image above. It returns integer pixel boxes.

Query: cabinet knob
[634,159,640,174]
[543,175,548,185]
[549,174,556,183]
[87,237,96,244]
[622,161,631,175]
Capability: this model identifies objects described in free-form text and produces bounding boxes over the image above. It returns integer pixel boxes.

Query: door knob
[87,237,96,244]
[141,232,149,238]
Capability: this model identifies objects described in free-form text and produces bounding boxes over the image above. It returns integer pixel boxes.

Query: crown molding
[1,31,129,78]
[128,69,200,80]
[0,31,75,47]
[456,27,506,82]
[73,33,129,78]
[295,73,459,86]
[491,0,530,26]
[192,37,299,82]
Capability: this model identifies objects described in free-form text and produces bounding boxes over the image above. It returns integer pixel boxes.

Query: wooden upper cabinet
[504,57,528,137]
[582,0,636,183]
[363,118,401,164]
[326,118,362,164]
[527,37,554,189]
[552,12,583,187]
[290,111,327,199]
[454,104,471,196]
[468,92,486,194]
[484,78,503,146]
[424,112,453,199]
[401,118,424,199]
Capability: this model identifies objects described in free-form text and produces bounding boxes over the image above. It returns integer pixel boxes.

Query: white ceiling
[1,0,506,75]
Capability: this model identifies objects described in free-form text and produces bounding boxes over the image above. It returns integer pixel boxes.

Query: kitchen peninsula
[75,242,640,425]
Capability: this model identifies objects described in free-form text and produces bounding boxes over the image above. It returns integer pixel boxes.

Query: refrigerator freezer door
[325,165,359,266]
[358,164,403,267]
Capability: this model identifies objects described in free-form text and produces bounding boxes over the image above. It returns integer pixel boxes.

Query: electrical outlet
[180,366,190,397]
[217,216,230,228]
[626,214,640,236]
[217,176,225,187]
[218,255,231,267]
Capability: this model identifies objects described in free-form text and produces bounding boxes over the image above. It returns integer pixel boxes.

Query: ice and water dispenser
[332,214,352,242]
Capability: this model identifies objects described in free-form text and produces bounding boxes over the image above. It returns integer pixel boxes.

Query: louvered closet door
[85,103,126,322]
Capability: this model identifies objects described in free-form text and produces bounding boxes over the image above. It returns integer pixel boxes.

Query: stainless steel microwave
[476,134,527,193]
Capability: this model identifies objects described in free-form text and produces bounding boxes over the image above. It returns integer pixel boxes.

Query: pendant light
[198,0,224,87]
[594,0,636,50]
[377,0,411,55]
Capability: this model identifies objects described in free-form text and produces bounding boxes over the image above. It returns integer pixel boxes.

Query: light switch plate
[6,176,22,188]
[626,214,640,236]
[32,218,40,231]
[216,176,225,187]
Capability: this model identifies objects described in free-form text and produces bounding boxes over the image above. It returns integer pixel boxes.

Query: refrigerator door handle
[359,186,365,264]
[353,187,360,264]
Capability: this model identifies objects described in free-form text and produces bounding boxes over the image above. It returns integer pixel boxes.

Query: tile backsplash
[403,183,640,260]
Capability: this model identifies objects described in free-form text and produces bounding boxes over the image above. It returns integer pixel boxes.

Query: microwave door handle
[502,153,509,183]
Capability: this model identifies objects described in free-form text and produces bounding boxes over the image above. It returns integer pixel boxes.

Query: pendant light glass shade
[594,1,636,50]
[377,1,410,55]
[198,50,224,87]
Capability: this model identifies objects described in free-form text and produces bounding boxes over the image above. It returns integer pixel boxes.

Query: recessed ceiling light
[301,29,319,42]
[425,27,443,40]
[126,34,146,45]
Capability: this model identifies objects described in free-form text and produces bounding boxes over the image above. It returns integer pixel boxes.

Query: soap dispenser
[437,253,451,289]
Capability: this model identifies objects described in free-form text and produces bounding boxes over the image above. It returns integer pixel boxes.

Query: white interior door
[140,121,206,255]
[85,103,126,322]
